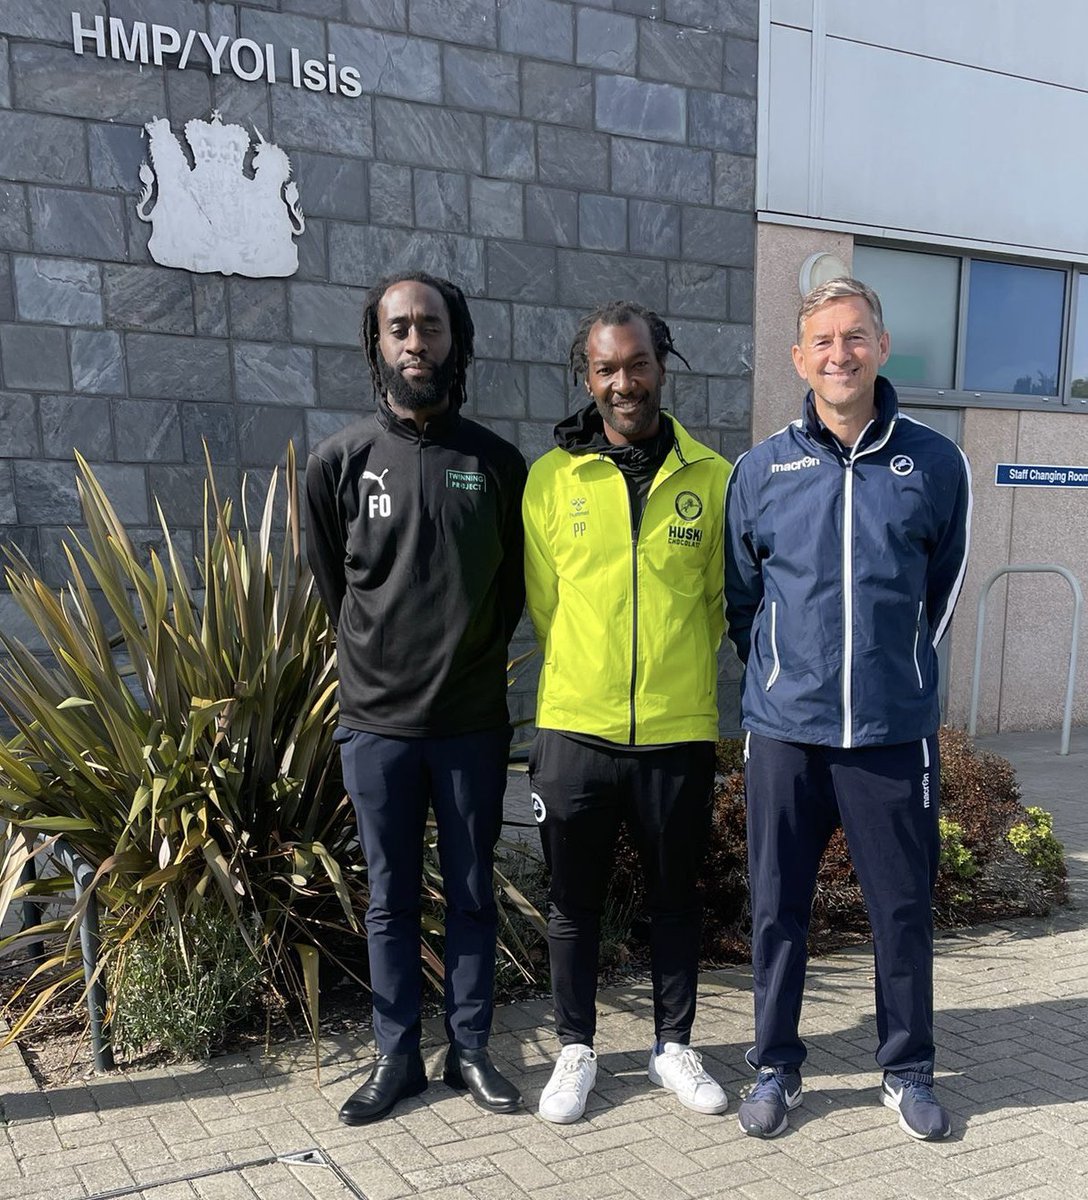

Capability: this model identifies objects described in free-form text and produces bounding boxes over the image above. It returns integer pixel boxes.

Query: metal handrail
[14,838,114,1071]
[53,838,114,1072]
[968,564,1083,756]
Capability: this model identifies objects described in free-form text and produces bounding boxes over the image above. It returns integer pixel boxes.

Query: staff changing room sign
[995,463,1088,488]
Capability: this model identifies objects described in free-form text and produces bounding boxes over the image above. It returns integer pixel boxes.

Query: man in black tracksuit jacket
[725,278,972,1142]
[306,272,527,1125]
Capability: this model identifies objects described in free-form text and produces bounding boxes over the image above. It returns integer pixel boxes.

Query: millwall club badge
[890,454,915,477]
[136,111,305,278]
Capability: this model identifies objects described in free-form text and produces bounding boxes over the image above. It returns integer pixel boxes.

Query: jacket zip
[912,600,924,689]
[841,459,855,747]
[612,444,707,744]
[839,417,897,749]
[765,600,781,690]
[628,514,641,744]
[625,467,653,745]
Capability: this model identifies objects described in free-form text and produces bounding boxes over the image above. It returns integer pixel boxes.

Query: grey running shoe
[737,1065,802,1138]
[881,1072,951,1141]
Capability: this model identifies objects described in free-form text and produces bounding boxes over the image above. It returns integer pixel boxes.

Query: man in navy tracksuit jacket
[725,278,972,1142]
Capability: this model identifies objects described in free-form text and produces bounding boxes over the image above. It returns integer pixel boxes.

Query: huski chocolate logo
[136,112,305,278]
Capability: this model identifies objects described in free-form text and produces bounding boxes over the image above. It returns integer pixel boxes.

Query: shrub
[604,727,1067,966]
[1007,806,1065,878]
[932,728,1066,923]
[0,450,364,1052]
[0,451,543,1059]
[937,817,977,905]
[110,902,262,1060]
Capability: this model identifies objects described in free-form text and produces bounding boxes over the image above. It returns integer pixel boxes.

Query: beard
[596,383,662,443]
[377,350,457,412]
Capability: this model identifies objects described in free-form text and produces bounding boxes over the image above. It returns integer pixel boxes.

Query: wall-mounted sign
[72,13,363,97]
[137,113,304,278]
[995,463,1088,488]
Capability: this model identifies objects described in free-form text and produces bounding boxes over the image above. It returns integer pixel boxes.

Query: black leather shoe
[339,1053,428,1125]
[443,1045,522,1113]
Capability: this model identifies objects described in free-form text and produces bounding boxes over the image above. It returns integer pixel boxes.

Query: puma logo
[362,468,389,491]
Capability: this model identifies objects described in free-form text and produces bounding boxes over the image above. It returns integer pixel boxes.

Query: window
[1068,274,1088,400]
[853,244,1088,411]
[963,260,1063,397]
[852,246,958,389]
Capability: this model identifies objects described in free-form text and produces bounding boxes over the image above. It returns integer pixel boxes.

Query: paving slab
[1,728,1086,1198]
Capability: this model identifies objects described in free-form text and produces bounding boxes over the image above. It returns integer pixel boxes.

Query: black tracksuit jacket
[305,399,527,737]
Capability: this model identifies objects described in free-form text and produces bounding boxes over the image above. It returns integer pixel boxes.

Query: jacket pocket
[765,600,781,691]
[911,601,924,690]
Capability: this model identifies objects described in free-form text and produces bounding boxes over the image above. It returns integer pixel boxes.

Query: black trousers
[530,730,716,1047]
[745,732,941,1084]
[337,725,511,1056]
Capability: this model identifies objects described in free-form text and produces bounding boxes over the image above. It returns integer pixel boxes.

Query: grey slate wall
[0,0,756,730]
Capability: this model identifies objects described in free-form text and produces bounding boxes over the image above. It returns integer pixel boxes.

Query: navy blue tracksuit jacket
[725,377,972,749]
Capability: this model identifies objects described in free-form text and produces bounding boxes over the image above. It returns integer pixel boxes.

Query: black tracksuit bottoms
[530,730,716,1048]
[745,731,941,1084]
[336,724,511,1057]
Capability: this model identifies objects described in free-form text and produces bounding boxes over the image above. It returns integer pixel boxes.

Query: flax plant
[0,448,544,1056]
[0,446,365,1048]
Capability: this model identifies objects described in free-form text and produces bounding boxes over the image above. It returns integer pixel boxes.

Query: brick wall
[0,0,755,730]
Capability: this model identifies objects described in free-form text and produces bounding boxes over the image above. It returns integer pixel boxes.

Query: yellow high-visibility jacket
[523,414,731,745]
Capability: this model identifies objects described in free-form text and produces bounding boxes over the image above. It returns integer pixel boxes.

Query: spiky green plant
[0,447,356,1046]
[0,449,544,1056]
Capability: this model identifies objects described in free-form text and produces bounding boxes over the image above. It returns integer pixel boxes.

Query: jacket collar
[555,402,714,474]
[375,393,461,442]
[802,375,899,455]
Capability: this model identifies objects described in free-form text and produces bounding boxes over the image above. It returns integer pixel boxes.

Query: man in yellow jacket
[523,299,732,1124]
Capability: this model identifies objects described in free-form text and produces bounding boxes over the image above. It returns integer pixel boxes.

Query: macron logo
[770,456,820,474]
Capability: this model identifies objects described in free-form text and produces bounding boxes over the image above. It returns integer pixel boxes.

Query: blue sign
[995,463,1088,488]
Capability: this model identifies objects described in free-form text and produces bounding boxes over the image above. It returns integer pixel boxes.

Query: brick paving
[2,729,1086,1199]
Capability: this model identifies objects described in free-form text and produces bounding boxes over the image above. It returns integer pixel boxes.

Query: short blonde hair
[796,277,884,344]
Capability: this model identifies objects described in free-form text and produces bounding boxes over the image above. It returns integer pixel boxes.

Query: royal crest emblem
[136,111,305,278]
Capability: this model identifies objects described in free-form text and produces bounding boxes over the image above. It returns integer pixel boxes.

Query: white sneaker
[648,1042,728,1115]
[538,1044,597,1124]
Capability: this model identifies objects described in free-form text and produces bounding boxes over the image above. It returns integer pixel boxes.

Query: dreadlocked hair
[359,270,476,410]
[568,299,691,386]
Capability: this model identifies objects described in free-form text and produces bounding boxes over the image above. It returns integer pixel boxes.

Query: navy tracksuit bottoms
[336,725,511,1056]
[745,732,941,1084]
